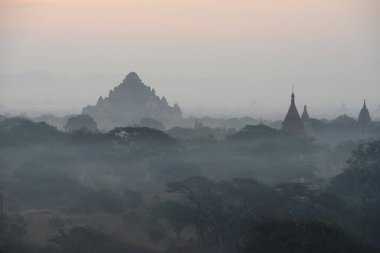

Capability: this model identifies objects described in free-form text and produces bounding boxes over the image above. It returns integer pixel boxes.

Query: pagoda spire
[302,105,314,136]
[282,90,306,137]
[301,105,310,121]
[358,99,371,129]
[291,85,295,101]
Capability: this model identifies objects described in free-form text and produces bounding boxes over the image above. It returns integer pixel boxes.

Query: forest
[0,116,380,253]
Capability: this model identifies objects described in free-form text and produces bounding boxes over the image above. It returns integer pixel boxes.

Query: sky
[0,0,379,117]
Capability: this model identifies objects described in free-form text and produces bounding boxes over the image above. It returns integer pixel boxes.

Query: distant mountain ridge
[82,72,182,129]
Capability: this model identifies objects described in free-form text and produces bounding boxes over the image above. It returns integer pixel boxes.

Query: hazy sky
[0,0,379,116]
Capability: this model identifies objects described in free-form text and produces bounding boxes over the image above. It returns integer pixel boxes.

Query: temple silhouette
[82,72,182,129]
[282,91,307,137]
[358,100,372,129]
[282,91,373,137]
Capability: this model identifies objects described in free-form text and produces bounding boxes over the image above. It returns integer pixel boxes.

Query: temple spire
[301,105,310,121]
[302,105,313,136]
[282,90,307,137]
[358,99,371,129]
[290,86,296,107]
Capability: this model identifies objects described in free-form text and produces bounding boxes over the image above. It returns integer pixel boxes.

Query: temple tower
[358,100,371,129]
[282,91,306,136]
[301,105,313,135]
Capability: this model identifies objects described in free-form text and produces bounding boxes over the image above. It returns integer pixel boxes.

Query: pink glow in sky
[0,0,379,113]
[1,0,378,38]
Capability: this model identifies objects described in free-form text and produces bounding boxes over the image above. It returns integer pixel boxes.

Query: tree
[328,140,380,247]
[138,118,165,131]
[156,177,279,251]
[49,226,154,253]
[123,188,144,209]
[0,214,28,253]
[64,114,98,132]
[329,115,359,133]
[109,127,175,145]
[151,200,193,239]
[0,117,62,144]
[274,183,345,221]
[241,220,376,253]
[71,189,124,214]
[329,139,380,200]
[11,163,83,208]
[155,178,351,251]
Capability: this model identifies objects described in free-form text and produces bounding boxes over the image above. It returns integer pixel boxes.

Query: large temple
[281,91,307,137]
[82,72,182,129]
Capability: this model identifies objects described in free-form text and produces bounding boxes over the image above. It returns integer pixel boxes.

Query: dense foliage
[0,117,379,253]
